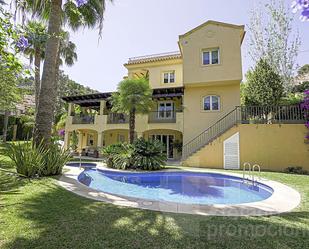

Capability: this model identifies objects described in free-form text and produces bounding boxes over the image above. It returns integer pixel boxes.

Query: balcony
[72,115,95,124]
[107,113,129,124]
[148,110,181,123]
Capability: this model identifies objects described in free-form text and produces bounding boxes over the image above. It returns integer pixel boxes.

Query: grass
[0,143,308,249]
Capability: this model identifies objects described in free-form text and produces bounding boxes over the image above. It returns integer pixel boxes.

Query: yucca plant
[5,141,45,177]
[40,143,71,176]
[5,140,70,177]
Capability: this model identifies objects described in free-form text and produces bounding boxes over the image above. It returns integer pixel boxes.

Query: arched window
[203,95,220,111]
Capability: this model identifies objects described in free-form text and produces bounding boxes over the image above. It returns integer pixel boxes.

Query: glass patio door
[151,134,174,159]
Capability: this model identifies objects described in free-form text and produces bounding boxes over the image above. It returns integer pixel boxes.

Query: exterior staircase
[182,105,306,161]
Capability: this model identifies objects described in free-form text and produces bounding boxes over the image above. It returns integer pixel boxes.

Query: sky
[59,0,309,92]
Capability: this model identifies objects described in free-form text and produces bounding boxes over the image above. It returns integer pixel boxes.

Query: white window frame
[163,71,175,84]
[202,48,220,65]
[157,101,174,119]
[203,95,221,111]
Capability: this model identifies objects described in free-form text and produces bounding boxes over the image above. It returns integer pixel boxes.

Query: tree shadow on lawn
[1,179,309,249]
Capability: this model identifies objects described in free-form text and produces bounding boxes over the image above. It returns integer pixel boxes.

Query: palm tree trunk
[34,48,41,111]
[34,0,62,146]
[129,108,136,144]
[2,110,10,143]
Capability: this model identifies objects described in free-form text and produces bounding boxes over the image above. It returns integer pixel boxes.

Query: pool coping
[58,163,301,216]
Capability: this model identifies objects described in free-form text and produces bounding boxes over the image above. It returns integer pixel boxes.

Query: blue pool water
[66,162,97,168]
[78,169,273,205]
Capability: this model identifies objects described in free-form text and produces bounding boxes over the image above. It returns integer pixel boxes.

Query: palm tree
[57,31,77,81]
[111,78,154,144]
[24,20,47,109]
[19,0,111,145]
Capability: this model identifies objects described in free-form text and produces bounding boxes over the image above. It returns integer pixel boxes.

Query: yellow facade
[183,124,309,171]
[63,20,307,171]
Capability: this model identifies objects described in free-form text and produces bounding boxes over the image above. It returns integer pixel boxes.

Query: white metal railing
[128,51,181,62]
[242,162,261,185]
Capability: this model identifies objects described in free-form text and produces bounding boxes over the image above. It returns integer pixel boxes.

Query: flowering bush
[58,129,65,137]
[301,90,309,141]
[75,0,88,7]
[292,0,309,21]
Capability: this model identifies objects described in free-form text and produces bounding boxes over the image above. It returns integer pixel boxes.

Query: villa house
[63,20,309,171]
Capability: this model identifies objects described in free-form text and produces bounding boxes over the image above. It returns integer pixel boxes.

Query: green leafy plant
[41,142,71,176]
[244,59,284,106]
[284,166,308,175]
[101,143,124,168]
[101,138,166,171]
[113,144,135,170]
[111,78,154,144]
[4,141,70,177]
[133,138,166,170]
[5,141,45,177]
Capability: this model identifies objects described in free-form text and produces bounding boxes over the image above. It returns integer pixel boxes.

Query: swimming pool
[78,169,273,205]
[66,162,97,168]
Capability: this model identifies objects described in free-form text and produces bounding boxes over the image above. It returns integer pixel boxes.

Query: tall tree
[55,70,97,122]
[111,78,153,144]
[248,0,300,92]
[298,64,309,77]
[24,20,47,109]
[19,0,111,146]
[244,59,284,106]
[0,6,24,142]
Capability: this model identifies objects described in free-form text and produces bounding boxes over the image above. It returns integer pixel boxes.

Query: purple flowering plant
[58,129,65,137]
[75,0,88,7]
[16,36,29,51]
[291,0,309,21]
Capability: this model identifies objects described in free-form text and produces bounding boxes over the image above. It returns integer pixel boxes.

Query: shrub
[41,143,71,176]
[101,138,166,171]
[5,141,70,177]
[133,138,166,170]
[284,166,308,175]
[113,143,135,170]
[101,143,124,168]
[5,142,45,177]
[244,59,284,106]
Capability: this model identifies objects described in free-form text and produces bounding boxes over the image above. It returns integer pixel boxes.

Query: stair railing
[182,107,241,160]
[182,105,305,160]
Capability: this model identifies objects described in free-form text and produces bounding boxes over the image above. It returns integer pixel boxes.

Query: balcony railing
[148,110,182,123]
[72,115,95,124]
[107,113,129,124]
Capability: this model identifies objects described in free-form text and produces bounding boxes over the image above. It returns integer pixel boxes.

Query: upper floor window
[202,48,219,65]
[203,95,220,111]
[163,71,175,83]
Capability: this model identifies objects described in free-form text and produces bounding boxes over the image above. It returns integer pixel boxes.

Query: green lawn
[0,144,308,249]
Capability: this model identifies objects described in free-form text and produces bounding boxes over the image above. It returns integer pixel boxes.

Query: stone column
[64,131,70,150]
[68,103,73,116]
[97,132,103,147]
[78,132,83,152]
[99,100,106,115]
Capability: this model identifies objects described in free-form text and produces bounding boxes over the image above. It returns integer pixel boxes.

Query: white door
[223,132,240,169]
